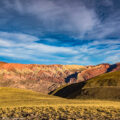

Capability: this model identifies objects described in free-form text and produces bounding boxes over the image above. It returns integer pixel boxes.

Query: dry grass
[0,87,120,119]
[0,106,120,120]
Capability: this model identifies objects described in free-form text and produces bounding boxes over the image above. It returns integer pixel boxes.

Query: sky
[0,0,120,65]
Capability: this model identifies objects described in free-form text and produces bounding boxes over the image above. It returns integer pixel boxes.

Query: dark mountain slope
[52,70,120,100]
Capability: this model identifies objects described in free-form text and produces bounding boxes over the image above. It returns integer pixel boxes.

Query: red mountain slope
[0,62,120,93]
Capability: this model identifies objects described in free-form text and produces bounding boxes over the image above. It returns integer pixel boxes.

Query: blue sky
[0,0,120,65]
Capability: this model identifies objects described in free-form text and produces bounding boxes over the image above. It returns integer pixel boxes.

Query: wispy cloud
[2,0,120,40]
[0,31,119,65]
[2,0,99,37]
[0,32,39,43]
[104,53,120,63]
[0,0,120,65]
[0,32,79,63]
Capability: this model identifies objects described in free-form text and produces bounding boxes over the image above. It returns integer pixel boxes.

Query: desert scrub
[0,106,120,120]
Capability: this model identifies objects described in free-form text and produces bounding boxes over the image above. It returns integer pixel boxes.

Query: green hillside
[52,70,120,100]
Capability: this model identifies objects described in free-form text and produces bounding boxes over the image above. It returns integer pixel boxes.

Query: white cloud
[0,0,120,65]
[69,6,99,35]
[0,38,14,47]
[89,40,120,47]
[0,31,119,65]
[3,0,99,36]
[0,32,78,61]
[104,53,120,63]
[1,0,120,40]
[0,32,39,43]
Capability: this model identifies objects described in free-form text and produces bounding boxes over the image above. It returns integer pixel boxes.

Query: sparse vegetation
[0,87,120,120]
[0,106,120,120]
[0,63,120,119]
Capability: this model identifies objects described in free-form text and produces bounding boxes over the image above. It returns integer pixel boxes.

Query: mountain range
[0,61,120,94]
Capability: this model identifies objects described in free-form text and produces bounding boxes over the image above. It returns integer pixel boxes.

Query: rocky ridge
[0,62,120,93]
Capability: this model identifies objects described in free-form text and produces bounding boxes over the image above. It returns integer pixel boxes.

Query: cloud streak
[2,0,120,40]
[0,0,120,65]
[0,32,78,63]
[0,31,120,65]
[2,0,99,36]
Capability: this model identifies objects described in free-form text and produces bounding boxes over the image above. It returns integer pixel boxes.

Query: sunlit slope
[0,63,86,93]
[52,70,120,100]
[83,70,120,88]
[0,87,62,107]
[0,87,51,100]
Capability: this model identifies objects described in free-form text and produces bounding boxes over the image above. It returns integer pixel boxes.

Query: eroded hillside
[0,63,86,93]
[0,62,120,93]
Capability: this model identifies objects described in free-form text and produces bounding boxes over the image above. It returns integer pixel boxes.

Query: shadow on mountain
[65,72,78,83]
[50,81,86,98]
[51,70,120,100]
[107,64,117,72]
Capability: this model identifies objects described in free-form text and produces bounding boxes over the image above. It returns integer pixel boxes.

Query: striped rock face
[0,62,120,94]
[0,62,85,93]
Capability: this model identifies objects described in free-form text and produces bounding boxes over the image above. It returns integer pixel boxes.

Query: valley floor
[0,87,120,120]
